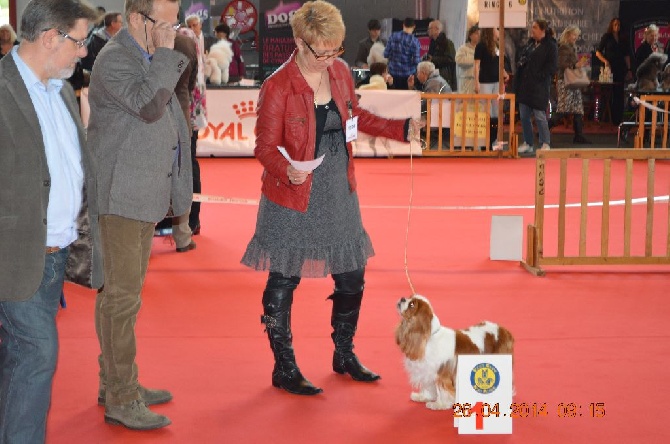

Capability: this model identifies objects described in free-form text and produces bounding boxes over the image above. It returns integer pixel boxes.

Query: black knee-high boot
[572,114,592,144]
[261,274,322,395]
[329,270,380,382]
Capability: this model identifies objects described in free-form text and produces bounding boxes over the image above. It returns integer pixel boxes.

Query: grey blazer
[0,54,103,302]
[87,29,192,223]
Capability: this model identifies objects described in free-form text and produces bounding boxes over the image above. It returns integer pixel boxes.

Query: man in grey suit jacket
[0,1,101,443]
[87,0,191,431]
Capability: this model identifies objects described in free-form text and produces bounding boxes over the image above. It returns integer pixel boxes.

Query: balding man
[425,19,457,91]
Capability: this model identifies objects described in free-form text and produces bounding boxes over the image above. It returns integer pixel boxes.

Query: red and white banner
[196,88,422,157]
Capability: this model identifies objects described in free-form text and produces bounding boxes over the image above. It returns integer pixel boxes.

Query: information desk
[81,87,422,157]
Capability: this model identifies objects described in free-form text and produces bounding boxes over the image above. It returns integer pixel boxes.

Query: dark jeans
[0,248,68,443]
[390,75,410,90]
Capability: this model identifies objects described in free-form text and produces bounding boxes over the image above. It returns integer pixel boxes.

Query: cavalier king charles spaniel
[395,295,514,410]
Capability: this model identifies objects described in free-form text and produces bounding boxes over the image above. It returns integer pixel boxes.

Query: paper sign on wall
[478,0,528,28]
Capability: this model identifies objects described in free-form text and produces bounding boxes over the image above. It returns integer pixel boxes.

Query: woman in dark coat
[595,18,632,125]
[515,19,557,153]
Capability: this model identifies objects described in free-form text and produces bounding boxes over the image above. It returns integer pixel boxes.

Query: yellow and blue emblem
[470,363,500,394]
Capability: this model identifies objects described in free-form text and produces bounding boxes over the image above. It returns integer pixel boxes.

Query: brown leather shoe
[176,241,196,253]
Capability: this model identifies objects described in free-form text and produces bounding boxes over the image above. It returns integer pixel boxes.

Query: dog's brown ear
[395,317,430,360]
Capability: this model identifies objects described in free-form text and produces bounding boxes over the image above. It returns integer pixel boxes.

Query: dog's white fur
[367,41,387,66]
[206,40,233,85]
[395,295,514,410]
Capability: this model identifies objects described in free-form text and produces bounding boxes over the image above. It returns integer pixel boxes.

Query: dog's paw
[426,401,452,410]
[410,391,435,403]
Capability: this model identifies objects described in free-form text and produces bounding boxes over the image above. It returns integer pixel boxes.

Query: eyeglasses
[57,30,86,49]
[303,40,344,61]
[140,12,181,31]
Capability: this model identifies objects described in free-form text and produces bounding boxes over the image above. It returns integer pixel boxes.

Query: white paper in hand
[277,146,325,172]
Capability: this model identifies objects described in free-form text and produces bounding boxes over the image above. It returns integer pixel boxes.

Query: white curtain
[439,0,469,50]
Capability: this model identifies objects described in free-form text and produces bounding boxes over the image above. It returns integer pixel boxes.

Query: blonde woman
[242,0,422,396]
[634,24,661,71]
[556,26,591,144]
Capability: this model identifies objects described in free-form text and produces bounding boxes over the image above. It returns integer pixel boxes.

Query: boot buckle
[261,314,279,330]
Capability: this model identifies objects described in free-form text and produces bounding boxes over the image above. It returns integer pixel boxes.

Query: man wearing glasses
[0,1,101,442]
[87,0,191,431]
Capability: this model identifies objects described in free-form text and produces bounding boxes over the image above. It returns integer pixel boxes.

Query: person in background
[455,24,479,94]
[355,19,385,68]
[87,0,192,430]
[634,24,661,72]
[214,22,246,82]
[408,60,450,93]
[555,26,591,144]
[425,19,456,92]
[595,18,631,125]
[80,12,123,71]
[169,28,200,254]
[384,17,421,90]
[515,19,557,153]
[86,5,106,39]
[358,61,392,90]
[0,1,102,442]
[0,24,19,59]
[185,14,207,234]
[241,0,423,396]
[474,27,510,148]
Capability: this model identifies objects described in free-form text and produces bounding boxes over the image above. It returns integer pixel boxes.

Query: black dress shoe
[176,241,196,253]
[190,224,200,235]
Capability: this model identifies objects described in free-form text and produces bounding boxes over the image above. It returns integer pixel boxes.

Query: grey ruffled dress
[241,100,374,278]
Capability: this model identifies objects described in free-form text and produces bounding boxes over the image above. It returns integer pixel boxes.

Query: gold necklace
[313,72,324,107]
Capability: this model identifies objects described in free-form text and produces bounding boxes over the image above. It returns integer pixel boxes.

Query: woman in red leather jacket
[241,0,422,396]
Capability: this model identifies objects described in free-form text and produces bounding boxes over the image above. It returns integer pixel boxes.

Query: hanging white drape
[438,0,469,50]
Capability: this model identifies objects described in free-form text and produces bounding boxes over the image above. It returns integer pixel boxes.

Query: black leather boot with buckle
[262,280,322,396]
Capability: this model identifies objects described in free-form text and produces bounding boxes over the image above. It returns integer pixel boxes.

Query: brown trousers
[95,215,154,405]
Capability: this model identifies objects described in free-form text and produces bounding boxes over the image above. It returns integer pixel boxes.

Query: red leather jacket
[255,50,408,212]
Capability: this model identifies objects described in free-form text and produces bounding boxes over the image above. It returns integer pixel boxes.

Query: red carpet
[48,157,670,443]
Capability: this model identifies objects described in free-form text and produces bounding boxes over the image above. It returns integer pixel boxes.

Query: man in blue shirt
[0,1,102,442]
[384,17,421,90]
